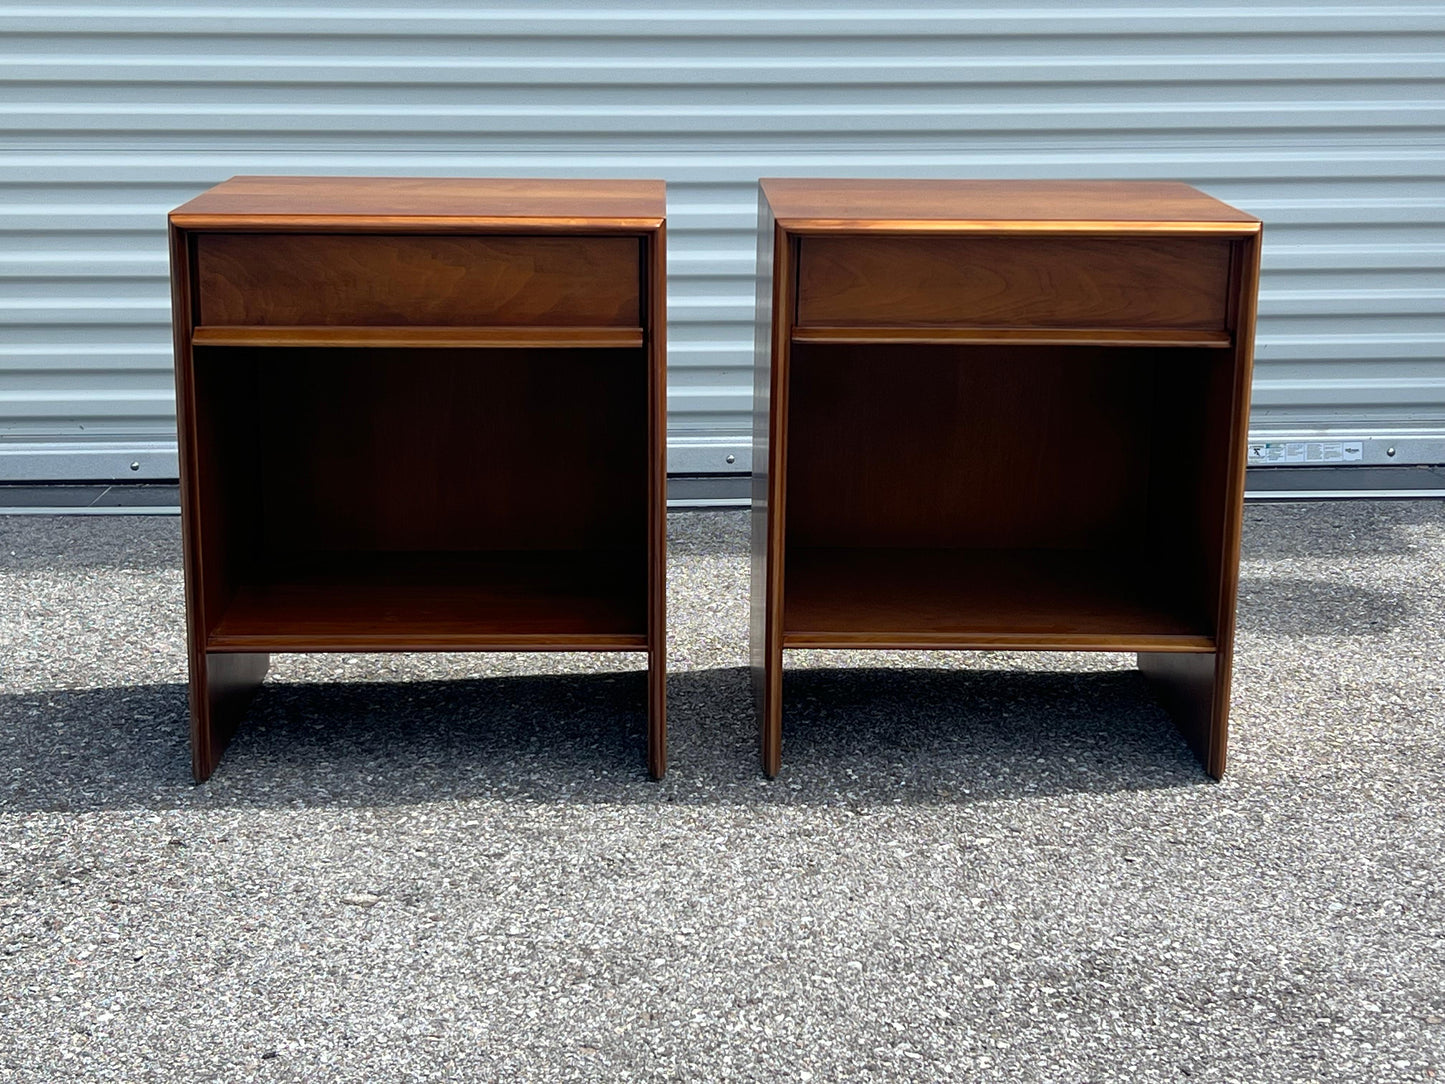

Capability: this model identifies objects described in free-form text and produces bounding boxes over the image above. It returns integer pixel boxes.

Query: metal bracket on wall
[1244,434,1445,499]
[1246,434,1445,468]
[0,441,179,483]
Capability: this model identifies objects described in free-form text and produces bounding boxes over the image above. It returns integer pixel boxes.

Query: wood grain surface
[750,178,1261,779]
[782,547,1215,650]
[761,178,1261,230]
[192,326,643,349]
[796,234,1230,330]
[784,343,1156,551]
[189,346,648,557]
[644,225,669,778]
[208,550,648,652]
[172,175,665,229]
[172,176,667,780]
[790,326,1232,348]
[197,234,640,327]
[750,199,791,778]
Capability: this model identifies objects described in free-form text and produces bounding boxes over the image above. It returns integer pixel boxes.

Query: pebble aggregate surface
[1,503,1442,1082]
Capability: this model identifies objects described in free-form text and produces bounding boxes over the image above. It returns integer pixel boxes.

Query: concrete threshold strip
[0,484,182,515]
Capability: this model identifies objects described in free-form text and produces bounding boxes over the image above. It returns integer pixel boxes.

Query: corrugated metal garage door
[2,2,1442,483]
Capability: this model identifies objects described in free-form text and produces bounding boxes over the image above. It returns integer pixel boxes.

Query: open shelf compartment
[783,547,1214,650]
[781,341,1236,650]
[209,549,646,651]
[191,343,649,651]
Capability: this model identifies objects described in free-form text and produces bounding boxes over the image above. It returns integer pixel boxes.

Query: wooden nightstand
[170,176,667,781]
[751,179,1261,778]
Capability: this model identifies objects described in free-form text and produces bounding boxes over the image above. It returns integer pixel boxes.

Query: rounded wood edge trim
[170,214,665,233]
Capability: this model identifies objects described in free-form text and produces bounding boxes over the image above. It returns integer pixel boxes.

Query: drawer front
[195,234,641,327]
[796,234,1232,330]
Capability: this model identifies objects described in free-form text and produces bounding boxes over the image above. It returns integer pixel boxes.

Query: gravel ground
[1,502,1442,1083]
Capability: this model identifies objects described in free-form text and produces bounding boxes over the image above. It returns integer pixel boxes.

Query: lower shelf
[206,550,648,652]
[782,547,1215,651]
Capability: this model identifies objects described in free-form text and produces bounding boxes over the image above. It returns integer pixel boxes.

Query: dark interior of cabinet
[191,345,648,646]
[782,342,1234,645]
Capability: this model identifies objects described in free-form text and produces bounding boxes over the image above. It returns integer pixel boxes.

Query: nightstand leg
[752,633,783,778]
[190,651,269,782]
[647,646,667,780]
[761,664,783,779]
[1137,651,1230,779]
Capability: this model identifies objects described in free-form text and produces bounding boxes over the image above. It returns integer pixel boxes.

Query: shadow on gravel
[0,513,181,572]
[1240,500,1445,560]
[776,666,1202,797]
[0,664,1205,814]
[1236,574,1412,637]
[665,507,748,558]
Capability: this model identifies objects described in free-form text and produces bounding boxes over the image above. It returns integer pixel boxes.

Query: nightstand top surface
[760,179,1259,231]
[172,175,665,228]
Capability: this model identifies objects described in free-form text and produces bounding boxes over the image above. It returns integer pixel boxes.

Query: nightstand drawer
[195,233,641,327]
[796,234,1232,331]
